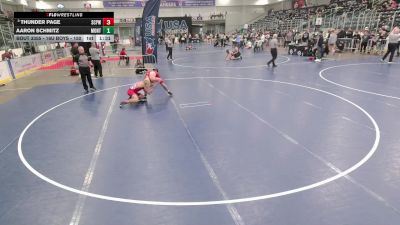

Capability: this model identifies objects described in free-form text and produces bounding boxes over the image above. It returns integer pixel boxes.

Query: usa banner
[141,0,161,62]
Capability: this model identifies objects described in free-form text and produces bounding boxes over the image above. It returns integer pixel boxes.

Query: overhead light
[20,0,28,6]
[57,3,65,9]
[36,0,51,9]
[218,0,231,6]
[255,0,270,5]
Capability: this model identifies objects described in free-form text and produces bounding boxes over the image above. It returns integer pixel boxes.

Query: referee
[267,34,279,67]
[74,46,96,94]
[382,27,400,63]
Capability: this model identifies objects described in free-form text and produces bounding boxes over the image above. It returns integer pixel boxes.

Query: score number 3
[103,18,114,26]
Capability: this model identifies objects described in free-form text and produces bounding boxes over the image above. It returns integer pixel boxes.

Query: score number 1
[102,26,115,34]
[102,18,114,35]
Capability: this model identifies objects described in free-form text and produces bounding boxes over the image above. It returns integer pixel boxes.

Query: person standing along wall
[261,33,266,51]
[315,31,324,62]
[328,29,338,55]
[360,28,370,54]
[89,43,103,78]
[220,33,225,47]
[353,31,361,52]
[70,43,79,64]
[285,30,293,48]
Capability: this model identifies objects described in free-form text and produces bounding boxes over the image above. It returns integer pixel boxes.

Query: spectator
[353,30,361,52]
[302,31,310,44]
[135,60,146,74]
[260,33,266,50]
[315,31,324,62]
[346,29,354,39]
[235,34,241,48]
[328,29,338,55]
[89,43,103,78]
[390,0,398,9]
[220,33,225,47]
[23,43,32,55]
[174,35,179,45]
[337,28,346,39]
[285,30,293,48]
[119,47,129,65]
[71,43,79,63]
[1,49,13,61]
[360,28,371,54]
[111,36,118,53]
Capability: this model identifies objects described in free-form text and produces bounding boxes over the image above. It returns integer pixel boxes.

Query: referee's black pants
[79,67,94,91]
[383,43,398,62]
[92,60,103,77]
[167,47,173,60]
[267,48,278,66]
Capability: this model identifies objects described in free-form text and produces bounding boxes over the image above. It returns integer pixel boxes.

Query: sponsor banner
[135,17,192,45]
[159,17,192,35]
[141,0,161,60]
[41,50,55,64]
[0,61,12,84]
[103,0,215,8]
[134,21,142,46]
[10,54,42,78]
[54,48,67,59]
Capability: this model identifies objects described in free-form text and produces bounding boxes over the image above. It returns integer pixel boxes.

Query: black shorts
[234,52,241,58]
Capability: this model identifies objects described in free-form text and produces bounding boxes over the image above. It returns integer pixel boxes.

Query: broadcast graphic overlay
[14,12,115,42]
